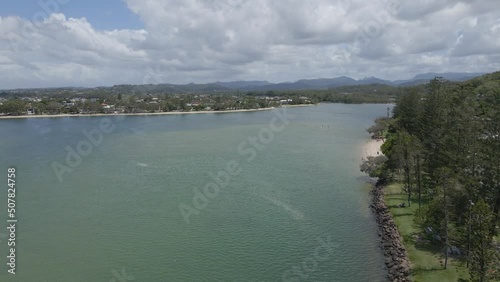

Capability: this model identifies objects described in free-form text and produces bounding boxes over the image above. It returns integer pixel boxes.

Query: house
[280,99,293,105]
[63,101,75,107]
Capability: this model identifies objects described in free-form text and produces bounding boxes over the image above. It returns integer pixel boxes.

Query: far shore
[0,104,314,120]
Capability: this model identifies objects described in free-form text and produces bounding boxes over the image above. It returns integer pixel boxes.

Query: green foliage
[416,197,446,233]
[0,99,26,115]
[381,134,396,156]
[360,155,389,178]
[68,105,79,114]
[393,88,423,136]
[46,101,63,114]
[370,71,500,280]
[367,117,390,139]
[468,200,496,282]
[385,183,470,282]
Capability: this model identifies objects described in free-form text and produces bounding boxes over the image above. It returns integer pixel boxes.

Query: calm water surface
[0,104,390,281]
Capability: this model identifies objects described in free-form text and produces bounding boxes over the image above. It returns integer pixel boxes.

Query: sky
[0,0,499,89]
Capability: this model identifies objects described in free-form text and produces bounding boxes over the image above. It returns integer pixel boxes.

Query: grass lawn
[384,182,470,282]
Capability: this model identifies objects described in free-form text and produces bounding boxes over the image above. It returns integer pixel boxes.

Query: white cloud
[0,0,499,88]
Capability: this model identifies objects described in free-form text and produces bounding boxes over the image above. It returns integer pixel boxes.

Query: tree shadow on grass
[412,266,447,275]
[402,233,418,243]
[389,203,407,208]
[393,212,414,218]
[414,237,443,253]
[413,237,465,260]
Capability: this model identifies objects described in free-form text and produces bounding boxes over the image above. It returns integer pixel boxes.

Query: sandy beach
[0,108,273,119]
[0,104,315,120]
[363,139,384,159]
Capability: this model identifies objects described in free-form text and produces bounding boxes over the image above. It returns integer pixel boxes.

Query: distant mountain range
[213,72,484,91]
[1,72,485,93]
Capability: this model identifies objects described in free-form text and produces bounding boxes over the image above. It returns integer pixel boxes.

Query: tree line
[0,85,401,116]
[362,72,500,281]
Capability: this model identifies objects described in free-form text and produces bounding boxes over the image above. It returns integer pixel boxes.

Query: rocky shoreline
[370,180,412,282]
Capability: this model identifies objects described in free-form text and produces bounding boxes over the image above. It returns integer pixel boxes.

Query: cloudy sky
[0,0,499,89]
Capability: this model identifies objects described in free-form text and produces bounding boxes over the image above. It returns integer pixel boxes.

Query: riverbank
[363,139,384,159]
[384,183,470,281]
[363,139,471,281]
[371,181,412,281]
[0,104,314,120]
[364,140,412,281]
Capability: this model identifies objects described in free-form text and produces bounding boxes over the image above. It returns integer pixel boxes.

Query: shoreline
[363,138,384,159]
[362,139,412,281]
[371,181,412,282]
[0,104,314,120]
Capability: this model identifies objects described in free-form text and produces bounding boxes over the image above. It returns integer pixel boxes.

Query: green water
[0,104,390,281]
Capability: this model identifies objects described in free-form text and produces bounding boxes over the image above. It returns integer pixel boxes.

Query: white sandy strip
[363,139,384,159]
[0,108,273,119]
[0,104,315,120]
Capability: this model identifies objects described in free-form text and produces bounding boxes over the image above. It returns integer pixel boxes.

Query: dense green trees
[1,82,405,117]
[367,117,390,140]
[469,200,496,282]
[360,155,389,178]
[0,99,26,115]
[371,72,500,280]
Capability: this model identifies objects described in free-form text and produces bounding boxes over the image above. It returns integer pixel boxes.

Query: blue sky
[0,0,143,30]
